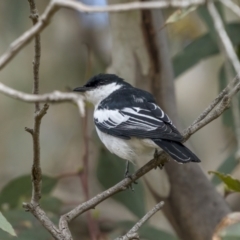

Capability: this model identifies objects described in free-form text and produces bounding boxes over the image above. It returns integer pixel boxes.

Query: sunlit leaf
[166,6,197,24]
[97,148,145,218]
[0,212,16,236]
[0,175,58,209]
[209,171,240,192]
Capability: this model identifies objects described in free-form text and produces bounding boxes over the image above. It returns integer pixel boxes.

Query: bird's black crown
[84,73,130,88]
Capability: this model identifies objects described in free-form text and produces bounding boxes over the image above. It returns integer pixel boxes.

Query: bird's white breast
[95,127,159,163]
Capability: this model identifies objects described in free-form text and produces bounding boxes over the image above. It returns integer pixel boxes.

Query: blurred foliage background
[1,0,240,239]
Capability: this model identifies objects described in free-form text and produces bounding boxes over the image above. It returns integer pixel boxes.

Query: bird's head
[73,73,131,105]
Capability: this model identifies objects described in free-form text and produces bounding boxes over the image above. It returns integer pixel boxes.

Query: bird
[73,73,200,172]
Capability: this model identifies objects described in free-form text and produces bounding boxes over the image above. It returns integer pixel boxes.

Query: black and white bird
[74,73,200,167]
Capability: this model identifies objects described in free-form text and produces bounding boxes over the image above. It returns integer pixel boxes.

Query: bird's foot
[124,161,137,191]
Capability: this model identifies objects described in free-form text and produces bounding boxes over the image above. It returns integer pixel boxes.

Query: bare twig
[219,0,240,18]
[28,0,41,112]
[25,0,45,207]
[0,0,206,72]
[115,201,165,240]
[0,82,85,115]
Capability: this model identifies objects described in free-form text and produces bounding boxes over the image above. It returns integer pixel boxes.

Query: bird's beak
[73,86,93,92]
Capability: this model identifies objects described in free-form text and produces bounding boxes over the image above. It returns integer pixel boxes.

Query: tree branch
[0,82,85,115]
[28,0,41,112]
[115,201,164,240]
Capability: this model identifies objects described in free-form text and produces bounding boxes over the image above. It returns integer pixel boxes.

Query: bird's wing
[94,100,183,142]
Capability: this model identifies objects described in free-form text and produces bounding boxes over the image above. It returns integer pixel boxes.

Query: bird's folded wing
[94,102,183,142]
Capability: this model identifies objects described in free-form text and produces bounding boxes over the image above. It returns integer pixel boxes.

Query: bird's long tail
[154,139,201,163]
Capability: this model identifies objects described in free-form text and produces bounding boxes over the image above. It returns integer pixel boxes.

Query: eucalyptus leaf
[209,171,240,192]
[0,212,16,236]
[97,148,145,218]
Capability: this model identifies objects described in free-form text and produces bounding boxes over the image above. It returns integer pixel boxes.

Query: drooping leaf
[166,6,197,25]
[118,221,178,240]
[0,175,58,209]
[97,148,145,218]
[173,23,240,78]
[211,150,239,185]
[0,212,16,236]
[209,171,240,192]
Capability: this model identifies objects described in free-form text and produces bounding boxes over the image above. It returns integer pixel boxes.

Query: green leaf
[97,148,145,218]
[173,23,240,78]
[0,212,16,236]
[0,175,58,209]
[209,171,240,192]
[211,150,239,185]
[166,6,197,24]
[119,221,178,240]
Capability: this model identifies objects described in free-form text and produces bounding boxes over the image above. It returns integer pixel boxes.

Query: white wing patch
[94,107,163,131]
[94,109,129,128]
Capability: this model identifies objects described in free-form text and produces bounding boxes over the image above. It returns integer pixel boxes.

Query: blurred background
[0,0,240,239]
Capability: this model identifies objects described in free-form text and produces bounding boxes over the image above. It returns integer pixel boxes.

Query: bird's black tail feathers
[154,139,201,163]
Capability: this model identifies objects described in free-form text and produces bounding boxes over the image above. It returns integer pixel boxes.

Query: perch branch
[115,201,164,240]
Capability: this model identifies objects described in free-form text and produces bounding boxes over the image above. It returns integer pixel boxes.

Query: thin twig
[0,0,206,71]
[28,0,41,112]
[219,0,240,18]
[115,201,164,240]
[0,82,85,115]
[26,0,44,207]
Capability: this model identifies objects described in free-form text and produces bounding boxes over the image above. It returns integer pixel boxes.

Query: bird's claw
[124,161,137,191]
